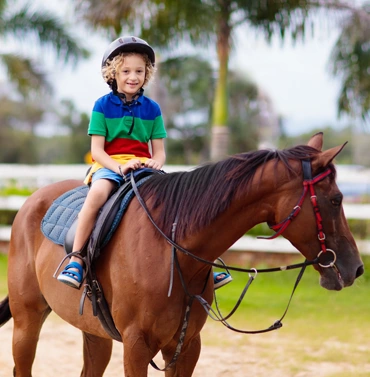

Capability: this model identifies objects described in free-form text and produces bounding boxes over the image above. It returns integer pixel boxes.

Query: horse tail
[0,296,12,327]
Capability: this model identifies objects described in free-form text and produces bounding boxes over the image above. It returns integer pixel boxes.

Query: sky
[12,1,366,136]
[232,27,350,135]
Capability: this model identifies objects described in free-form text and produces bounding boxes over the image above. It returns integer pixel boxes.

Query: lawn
[212,257,370,337]
[204,256,370,376]
[0,254,7,296]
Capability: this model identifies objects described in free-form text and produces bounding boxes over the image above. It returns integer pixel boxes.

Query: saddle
[41,168,165,342]
[65,169,156,258]
[41,168,159,258]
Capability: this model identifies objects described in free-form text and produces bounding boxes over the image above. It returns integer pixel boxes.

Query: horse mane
[139,144,336,239]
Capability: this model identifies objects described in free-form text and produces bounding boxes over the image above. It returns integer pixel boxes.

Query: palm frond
[3,6,89,64]
[0,53,52,98]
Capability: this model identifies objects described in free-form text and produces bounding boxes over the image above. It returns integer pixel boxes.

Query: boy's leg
[57,178,116,288]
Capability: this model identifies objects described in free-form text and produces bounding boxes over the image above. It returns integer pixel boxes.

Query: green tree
[329,3,370,121]
[0,0,89,98]
[75,0,370,160]
[0,96,41,163]
[35,100,91,164]
[156,56,214,164]
[228,70,265,154]
[56,100,91,163]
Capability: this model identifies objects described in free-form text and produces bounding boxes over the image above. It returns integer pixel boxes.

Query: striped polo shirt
[88,91,167,158]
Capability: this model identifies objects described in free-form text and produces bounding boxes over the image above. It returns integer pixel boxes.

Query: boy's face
[115,54,146,100]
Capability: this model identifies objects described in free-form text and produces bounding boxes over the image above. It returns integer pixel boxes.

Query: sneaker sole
[214,276,233,290]
[57,275,81,289]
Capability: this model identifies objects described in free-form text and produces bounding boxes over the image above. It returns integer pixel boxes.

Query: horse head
[274,132,364,290]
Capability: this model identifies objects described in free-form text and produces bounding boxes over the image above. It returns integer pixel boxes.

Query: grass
[0,254,7,296]
[0,181,35,196]
[200,256,369,375]
[212,257,370,337]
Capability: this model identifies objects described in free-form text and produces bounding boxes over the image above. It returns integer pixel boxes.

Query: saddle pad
[41,169,157,248]
[41,185,88,245]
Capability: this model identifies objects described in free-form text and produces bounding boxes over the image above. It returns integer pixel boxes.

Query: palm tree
[74,0,370,160]
[0,1,89,98]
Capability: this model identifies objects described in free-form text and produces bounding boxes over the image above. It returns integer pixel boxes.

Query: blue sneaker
[213,272,232,290]
[57,262,84,289]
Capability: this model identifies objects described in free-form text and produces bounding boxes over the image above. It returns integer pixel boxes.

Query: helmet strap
[113,87,144,105]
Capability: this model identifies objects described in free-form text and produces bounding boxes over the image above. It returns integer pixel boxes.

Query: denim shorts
[91,168,125,187]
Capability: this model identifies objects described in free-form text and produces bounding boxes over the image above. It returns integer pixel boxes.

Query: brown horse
[0,132,364,376]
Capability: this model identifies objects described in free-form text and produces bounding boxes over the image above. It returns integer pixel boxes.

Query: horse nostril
[356,265,365,278]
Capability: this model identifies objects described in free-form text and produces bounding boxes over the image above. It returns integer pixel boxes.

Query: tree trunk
[210,4,231,161]
[210,126,229,161]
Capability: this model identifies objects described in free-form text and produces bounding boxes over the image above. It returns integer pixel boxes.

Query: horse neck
[180,160,296,263]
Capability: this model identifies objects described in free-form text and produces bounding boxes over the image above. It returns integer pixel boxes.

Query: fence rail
[1,197,370,254]
[1,164,370,255]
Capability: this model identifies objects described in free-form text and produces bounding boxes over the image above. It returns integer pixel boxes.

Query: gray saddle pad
[41,185,88,246]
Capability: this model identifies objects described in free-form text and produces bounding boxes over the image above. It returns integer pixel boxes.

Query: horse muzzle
[319,259,364,291]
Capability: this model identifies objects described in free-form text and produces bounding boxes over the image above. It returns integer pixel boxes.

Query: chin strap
[113,85,144,105]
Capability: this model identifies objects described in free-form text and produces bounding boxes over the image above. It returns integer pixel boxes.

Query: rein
[129,159,336,369]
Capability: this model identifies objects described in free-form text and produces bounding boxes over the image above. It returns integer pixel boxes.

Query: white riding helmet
[101,36,155,68]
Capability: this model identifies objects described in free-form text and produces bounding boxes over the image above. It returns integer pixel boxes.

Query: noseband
[260,159,336,269]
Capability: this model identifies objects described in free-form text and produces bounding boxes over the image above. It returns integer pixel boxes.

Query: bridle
[129,158,337,370]
[259,159,337,269]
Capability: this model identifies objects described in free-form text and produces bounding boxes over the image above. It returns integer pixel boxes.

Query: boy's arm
[145,138,166,169]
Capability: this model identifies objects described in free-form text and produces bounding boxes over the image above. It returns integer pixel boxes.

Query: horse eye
[331,196,342,207]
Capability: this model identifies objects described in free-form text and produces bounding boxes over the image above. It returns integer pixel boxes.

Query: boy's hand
[119,159,142,175]
[144,159,162,170]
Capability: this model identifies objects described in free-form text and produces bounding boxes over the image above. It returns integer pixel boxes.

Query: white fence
[1,199,369,253]
[1,164,370,255]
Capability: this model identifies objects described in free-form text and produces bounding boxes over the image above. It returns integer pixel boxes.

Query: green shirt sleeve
[150,114,167,139]
[88,104,107,136]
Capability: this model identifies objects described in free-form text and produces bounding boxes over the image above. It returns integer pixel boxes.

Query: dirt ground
[1,313,370,377]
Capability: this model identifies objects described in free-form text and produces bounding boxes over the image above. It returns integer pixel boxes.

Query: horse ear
[313,142,348,168]
[307,132,324,151]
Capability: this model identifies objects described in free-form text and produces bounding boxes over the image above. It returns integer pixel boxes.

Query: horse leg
[122,331,158,377]
[162,335,201,377]
[80,332,113,377]
[12,305,51,377]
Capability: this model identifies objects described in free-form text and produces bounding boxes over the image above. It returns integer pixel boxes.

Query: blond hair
[102,52,156,89]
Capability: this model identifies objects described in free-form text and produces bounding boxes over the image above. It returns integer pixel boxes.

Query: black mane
[139,145,334,239]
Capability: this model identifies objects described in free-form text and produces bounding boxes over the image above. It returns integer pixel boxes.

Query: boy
[57,36,166,288]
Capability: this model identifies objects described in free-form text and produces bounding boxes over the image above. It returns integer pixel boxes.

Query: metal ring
[318,233,326,241]
[249,268,258,279]
[317,249,337,268]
